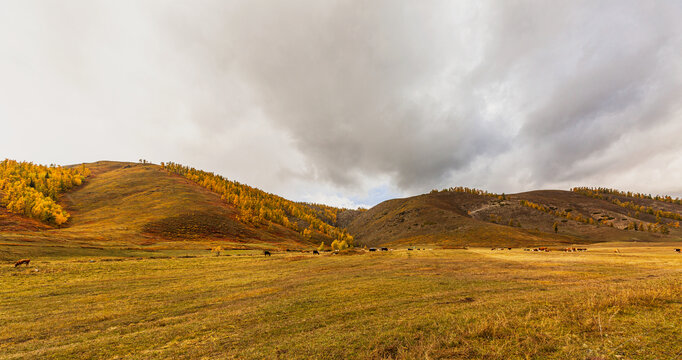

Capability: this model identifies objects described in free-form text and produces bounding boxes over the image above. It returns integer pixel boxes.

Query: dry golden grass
[0,161,321,261]
[1,244,680,359]
[345,190,678,248]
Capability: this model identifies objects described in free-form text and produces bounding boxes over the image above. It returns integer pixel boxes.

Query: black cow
[313,250,320,255]
[263,250,271,256]
[381,247,388,251]
[675,248,681,253]
[369,248,377,252]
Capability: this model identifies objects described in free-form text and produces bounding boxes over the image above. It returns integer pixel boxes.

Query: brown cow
[14,259,30,267]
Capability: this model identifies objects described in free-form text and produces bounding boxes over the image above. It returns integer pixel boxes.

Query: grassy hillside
[346,192,576,248]
[348,189,680,248]
[161,162,354,246]
[2,160,681,256]
[0,161,334,260]
[0,207,50,232]
[2,244,680,359]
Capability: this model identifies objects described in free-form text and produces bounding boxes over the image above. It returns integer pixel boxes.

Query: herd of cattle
[492,247,590,252]
[9,248,682,266]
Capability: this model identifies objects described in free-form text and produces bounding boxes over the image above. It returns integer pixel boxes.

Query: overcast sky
[2,1,682,208]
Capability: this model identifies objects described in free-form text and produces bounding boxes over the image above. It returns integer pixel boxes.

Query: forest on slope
[0,160,89,225]
[162,162,355,249]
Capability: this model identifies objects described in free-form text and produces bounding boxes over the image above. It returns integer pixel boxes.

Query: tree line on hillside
[519,199,674,234]
[571,187,682,205]
[571,187,682,223]
[519,200,599,226]
[0,160,90,225]
[432,186,506,200]
[161,162,354,245]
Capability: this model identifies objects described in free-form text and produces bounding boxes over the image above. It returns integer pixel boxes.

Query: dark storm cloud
[195,0,682,192]
[201,1,507,190]
[2,0,682,206]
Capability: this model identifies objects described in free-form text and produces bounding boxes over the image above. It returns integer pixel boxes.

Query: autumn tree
[0,160,89,225]
[211,246,224,256]
[162,162,354,245]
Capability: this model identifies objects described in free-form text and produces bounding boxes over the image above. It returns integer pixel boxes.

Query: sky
[2,1,682,208]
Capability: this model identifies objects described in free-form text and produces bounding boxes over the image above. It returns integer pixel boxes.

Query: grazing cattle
[369,248,377,252]
[524,248,530,251]
[313,250,319,255]
[508,248,512,250]
[381,247,388,251]
[675,248,680,253]
[14,259,30,267]
[408,248,414,251]
[263,250,271,256]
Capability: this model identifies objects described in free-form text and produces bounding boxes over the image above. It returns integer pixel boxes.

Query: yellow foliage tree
[162,162,354,244]
[0,160,89,225]
[211,246,224,256]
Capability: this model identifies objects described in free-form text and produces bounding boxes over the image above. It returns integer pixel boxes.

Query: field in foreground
[1,245,681,359]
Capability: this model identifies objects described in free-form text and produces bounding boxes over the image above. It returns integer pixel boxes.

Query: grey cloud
[193,1,510,190]
[2,0,682,206]
[195,0,682,192]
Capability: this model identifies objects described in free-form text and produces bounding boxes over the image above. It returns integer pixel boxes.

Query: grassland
[1,161,682,359]
[2,244,680,359]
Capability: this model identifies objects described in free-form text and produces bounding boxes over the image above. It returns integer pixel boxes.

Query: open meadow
[2,244,680,359]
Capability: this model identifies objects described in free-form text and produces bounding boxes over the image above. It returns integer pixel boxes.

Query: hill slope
[2,160,681,256]
[346,189,680,247]
[1,161,335,254]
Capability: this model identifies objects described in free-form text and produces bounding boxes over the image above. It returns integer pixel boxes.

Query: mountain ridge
[1,160,680,259]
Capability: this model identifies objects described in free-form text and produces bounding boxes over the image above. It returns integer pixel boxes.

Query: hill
[2,160,681,259]
[0,161,343,259]
[345,189,681,247]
